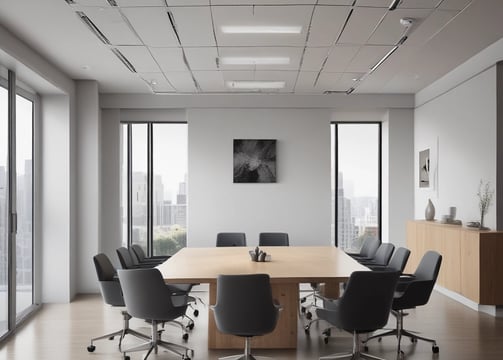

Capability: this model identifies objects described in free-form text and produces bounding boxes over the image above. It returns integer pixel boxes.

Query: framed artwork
[419,148,430,188]
[233,139,276,183]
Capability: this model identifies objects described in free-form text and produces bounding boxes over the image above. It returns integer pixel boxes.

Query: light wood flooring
[0,290,502,360]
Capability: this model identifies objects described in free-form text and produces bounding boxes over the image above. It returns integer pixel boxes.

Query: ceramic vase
[425,199,435,221]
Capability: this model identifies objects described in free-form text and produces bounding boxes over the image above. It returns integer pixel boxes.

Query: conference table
[156,246,368,349]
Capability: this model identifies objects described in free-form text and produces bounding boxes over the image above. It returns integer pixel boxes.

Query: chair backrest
[116,247,136,269]
[387,247,411,273]
[216,232,247,247]
[213,274,279,337]
[259,232,289,246]
[331,271,399,333]
[362,237,380,258]
[93,253,124,306]
[371,243,395,265]
[131,244,147,262]
[117,268,187,322]
[394,250,442,310]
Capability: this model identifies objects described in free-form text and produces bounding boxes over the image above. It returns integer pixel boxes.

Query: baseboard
[434,285,503,317]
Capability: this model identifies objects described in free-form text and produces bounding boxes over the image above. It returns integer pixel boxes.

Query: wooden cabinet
[406,220,503,305]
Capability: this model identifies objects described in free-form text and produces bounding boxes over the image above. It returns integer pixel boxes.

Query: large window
[331,123,381,250]
[121,123,187,256]
[0,70,35,340]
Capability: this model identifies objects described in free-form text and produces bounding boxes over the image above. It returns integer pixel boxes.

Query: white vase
[425,199,435,221]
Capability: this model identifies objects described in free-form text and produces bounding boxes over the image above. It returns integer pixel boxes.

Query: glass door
[0,81,8,337]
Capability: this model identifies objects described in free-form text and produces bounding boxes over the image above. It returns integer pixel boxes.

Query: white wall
[414,66,497,228]
[188,108,332,247]
[76,80,100,293]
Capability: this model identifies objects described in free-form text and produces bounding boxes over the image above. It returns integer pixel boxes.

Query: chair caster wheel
[398,350,405,360]
[432,345,439,353]
[301,297,307,304]
[364,346,369,352]
[193,309,199,317]
[306,311,312,320]
[322,329,331,337]
[108,336,114,340]
[186,323,195,330]
[323,337,329,344]
[304,327,310,335]
[87,345,96,352]
[378,337,382,342]
[301,306,306,313]
[123,356,130,360]
[183,333,189,341]
[411,337,417,343]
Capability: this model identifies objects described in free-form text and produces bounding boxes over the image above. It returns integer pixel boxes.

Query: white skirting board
[434,285,503,317]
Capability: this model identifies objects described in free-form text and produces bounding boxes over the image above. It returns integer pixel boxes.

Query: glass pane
[15,94,33,316]
[152,124,187,256]
[131,124,148,251]
[336,123,379,251]
[120,124,128,248]
[0,85,8,335]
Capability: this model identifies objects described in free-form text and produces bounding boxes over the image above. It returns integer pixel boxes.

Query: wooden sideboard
[406,220,503,305]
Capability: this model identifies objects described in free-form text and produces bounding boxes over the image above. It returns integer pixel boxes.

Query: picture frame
[233,139,277,183]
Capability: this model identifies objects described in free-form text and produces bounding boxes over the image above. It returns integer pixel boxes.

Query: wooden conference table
[156,246,368,349]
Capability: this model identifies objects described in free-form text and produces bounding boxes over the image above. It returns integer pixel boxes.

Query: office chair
[367,247,410,273]
[118,268,194,360]
[211,274,281,360]
[259,232,289,246]
[117,247,154,269]
[358,243,395,267]
[216,232,247,247]
[316,271,400,360]
[346,237,380,261]
[131,243,170,264]
[87,253,149,353]
[363,251,442,357]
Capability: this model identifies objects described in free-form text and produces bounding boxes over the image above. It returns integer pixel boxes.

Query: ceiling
[1,0,503,95]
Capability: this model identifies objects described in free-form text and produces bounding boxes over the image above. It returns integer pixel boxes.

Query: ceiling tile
[346,45,394,72]
[212,0,316,4]
[294,71,319,93]
[337,7,388,44]
[81,7,142,45]
[405,9,458,46]
[391,0,439,9]
[116,0,165,6]
[318,0,355,5]
[221,70,298,92]
[314,72,344,91]
[121,7,179,46]
[438,0,472,10]
[323,45,360,72]
[165,72,198,92]
[170,6,216,46]
[301,47,331,72]
[73,0,110,6]
[368,8,433,45]
[308,5,352,47]
[184,47,219,71]
[116,46,160,72]
[138,73,175,92]
[192,71,225,92]
[149,48,188,72]
[164,0,209,5]
[212,5,313,47]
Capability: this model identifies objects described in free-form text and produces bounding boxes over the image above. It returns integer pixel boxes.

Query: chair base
[363,310,438,354]
[218,337,275,360]
[122,320,193,360]
[321,332,388,360]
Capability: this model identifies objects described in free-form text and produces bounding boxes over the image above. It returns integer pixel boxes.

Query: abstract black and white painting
[419,148,430,188]
[233,139,276,183]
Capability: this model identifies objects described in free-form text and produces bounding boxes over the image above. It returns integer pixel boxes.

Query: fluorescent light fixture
[226,81,285,89]
[220,57,290,65]
[221,25,302,34]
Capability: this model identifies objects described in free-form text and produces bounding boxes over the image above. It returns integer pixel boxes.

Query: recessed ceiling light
[81,65,90,70]
[221,25,302,34]
[226,80,285,89]
[220,57,290,65]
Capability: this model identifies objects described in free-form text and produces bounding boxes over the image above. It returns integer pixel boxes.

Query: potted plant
[477,180,494,230]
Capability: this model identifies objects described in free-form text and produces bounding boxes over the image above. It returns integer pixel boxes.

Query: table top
[156,246,368,284]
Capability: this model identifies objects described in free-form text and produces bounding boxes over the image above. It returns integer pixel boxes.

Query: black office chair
[316,271,400,360]
[346,237,380,261]
[211,274,281,360]
[87,253,149,353]
[216,232,247,247]
[117,247,154,269]
[131,243,170,264]
[363,251,442,357]
[358,243,395,267]
[118,268,194,360]
[367,247,410,273]
[259,232,289,246]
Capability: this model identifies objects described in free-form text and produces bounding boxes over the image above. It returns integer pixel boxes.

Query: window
[121,123,187,256]
[0,70,35,340]
[331,123,381,250]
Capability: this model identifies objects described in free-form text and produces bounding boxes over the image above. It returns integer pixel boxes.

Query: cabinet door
[460,231,480,303]
[441,227,461,293]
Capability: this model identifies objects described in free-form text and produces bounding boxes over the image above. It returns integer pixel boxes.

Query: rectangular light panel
[221,25,302,34]
[226,80,286,89]
[220,57,290,65]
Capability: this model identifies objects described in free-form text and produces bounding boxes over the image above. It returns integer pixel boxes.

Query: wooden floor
[0,289,502,360]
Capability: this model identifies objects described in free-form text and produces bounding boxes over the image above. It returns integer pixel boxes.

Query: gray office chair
[87,253,149,353]
[216,232,247,247]
[364,251,442,357]
[346,237,380,261]
[367,247,410,273]
[259,232,289,246]
[316,271,400,360]
[358,243,395,267]
[211,274,281,360]
[117,247,153,269]
[118,268,194,360]
[131,243,170,264]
